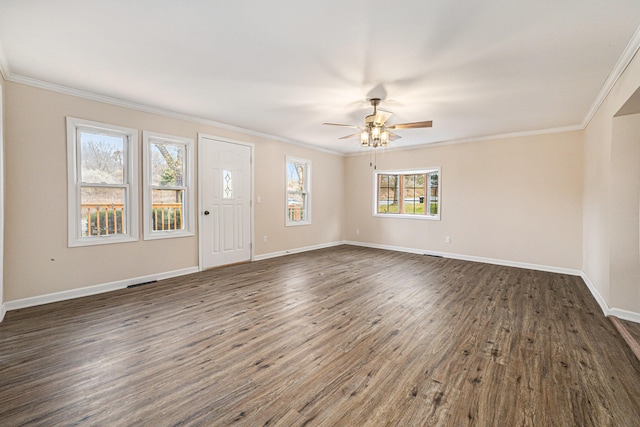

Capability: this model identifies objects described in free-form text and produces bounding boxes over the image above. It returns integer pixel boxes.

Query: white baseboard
[4,267,199,311]
[579,272,610,317]
[609,308,640,324]
[579,273,640,323]
[254,240,346,261]
[344,240,583,276]
[345,241,640,324]
[4,242,640,326]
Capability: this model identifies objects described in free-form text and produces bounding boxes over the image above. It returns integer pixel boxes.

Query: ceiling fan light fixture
[359,125,389,148]
[323,97,432,149]
[371,126,380,139]
[360,130,369,146]
[381,129,389,145]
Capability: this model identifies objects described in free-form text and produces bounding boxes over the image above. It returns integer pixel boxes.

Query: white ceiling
[1,0,640,153]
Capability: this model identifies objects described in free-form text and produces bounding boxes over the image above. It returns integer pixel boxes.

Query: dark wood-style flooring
[1,246,640,426]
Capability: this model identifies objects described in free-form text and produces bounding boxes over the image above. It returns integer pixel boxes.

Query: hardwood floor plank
[1,246,640,426]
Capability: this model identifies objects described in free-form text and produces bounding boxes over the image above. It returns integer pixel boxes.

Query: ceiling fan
[323,98,432,148]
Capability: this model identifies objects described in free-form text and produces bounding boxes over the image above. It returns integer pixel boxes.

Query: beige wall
[345,132,584,270]
[610,113,640,311]
[253,139,344,255]
[0,73,5,312]
[4,82,343,301]
[583,50,640,315]
[6,53,640,317]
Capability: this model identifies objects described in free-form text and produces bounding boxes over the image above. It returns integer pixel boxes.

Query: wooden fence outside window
[81,203,183,236]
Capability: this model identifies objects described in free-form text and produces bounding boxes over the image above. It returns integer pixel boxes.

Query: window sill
[286,221,312,227]
[143,230,195,240]
[373,213,441,221]
[69,234,138,248]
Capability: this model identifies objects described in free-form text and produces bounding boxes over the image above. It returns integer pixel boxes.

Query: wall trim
[344,240,583,276]
[345,124,585,157]
[582,24,640,128]
[579,272,640,323]
[4,267,199,312]
[0,72,342,157]
[254,241,346,261]
[579,272,610,317]
[3,243,639,325]
[2,25,639,158]
[347,241,640,323]
[609,308,640,324]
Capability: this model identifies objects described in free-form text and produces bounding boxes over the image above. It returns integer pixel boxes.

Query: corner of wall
[579,271,610,317]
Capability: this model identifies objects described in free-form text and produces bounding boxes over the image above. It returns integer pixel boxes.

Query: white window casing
[142,131,195,240]
[66,117,139,247]
[372,167,441,220]
[286,156,311,226]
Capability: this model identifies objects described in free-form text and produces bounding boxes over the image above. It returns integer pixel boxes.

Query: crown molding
[582,24,640,128]
[344,123,584,157]
[2,23,639,157]
[0,40,10,80]
[1,66,343,157]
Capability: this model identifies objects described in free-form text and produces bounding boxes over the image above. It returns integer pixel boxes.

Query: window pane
[287,192,306,221]
[402,173,426,214]
[222,169,233,199]
[152,189,184,231]
[428,172,439,215]
[80,131,125,184]
[80,187,126,236]
[151,142,185,187]
[378,174,399,213]
[287,162,305,192]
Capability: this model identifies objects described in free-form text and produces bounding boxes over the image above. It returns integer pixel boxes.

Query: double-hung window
[66,117,138,246]
[142,132,194,239]
[374,168,440,219]
[286,156,311,226]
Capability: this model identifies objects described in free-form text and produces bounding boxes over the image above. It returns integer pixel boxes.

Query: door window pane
[223,170,233,199]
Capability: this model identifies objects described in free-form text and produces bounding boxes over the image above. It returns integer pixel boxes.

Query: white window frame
[373,167,441,220]
[66,117,139,247]
[285,156,312,226]
[142,131,194,240]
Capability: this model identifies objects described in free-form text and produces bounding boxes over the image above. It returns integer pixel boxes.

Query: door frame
[197,134,254,271]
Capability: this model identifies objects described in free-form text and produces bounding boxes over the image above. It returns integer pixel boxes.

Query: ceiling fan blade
[374,110,393,126]
[387,120,433,129]
[388,131,402,141]
[339,132,362,140]
[323,122,361,129]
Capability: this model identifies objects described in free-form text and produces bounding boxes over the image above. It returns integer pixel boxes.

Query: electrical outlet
[356,229,360,236]
[445,236,451,244]
[263,235,268,243]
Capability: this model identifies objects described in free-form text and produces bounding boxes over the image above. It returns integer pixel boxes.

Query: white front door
[199,136,252,269]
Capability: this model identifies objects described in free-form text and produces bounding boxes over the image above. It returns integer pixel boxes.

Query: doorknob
[204,210,210,215]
